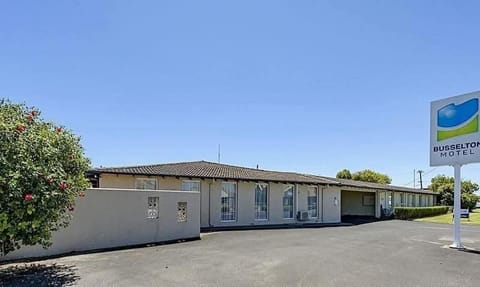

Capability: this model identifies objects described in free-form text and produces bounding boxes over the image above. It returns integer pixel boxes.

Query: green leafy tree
[0,100,90,256]
[429,175,479,211]
[351,169,392,184]
[336,169,352,179]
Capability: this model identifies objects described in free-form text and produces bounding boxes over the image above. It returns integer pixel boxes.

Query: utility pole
[417,170,424,189]
[218,144,221,163]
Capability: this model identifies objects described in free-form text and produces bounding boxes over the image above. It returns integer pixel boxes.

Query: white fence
[1,188,200,261]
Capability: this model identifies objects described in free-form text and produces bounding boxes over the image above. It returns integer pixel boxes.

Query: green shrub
[394,206,450,220]
[0,100,90,256]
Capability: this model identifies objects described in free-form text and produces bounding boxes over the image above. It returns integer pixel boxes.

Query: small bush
[394,206,450,220]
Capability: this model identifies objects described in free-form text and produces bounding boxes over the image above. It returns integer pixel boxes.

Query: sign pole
[431,92,480,249]
[450,164,464,249]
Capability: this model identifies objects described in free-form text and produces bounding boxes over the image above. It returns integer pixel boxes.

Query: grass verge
[414,209,480,225]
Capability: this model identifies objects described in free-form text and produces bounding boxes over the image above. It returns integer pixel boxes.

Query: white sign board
[430,91,480,166]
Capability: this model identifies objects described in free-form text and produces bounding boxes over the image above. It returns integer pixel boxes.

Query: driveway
[1,220,480,287]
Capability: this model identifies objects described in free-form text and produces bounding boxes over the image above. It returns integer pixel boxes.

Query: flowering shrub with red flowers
[0,100,90,256]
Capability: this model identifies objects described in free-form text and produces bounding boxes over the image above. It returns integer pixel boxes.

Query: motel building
[89,161,437,228]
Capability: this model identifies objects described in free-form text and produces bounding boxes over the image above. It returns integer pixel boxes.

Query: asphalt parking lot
[1,220,480,287]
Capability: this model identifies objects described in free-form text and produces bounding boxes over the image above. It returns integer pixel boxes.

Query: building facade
[90,161,437,229]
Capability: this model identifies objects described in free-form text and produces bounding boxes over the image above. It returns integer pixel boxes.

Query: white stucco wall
[98,173,435,224]
[2,188,200,261]
[99,174,342,227]
[322,187,341,223]
[207,181,327,226]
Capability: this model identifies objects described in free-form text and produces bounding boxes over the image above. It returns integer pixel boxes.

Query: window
[182,181,200,192]
[283,185,295,219]
[255,183,268,220]
[362,194,375,206]
[307,187,318,218]
[136,178,157,190]
[221,182,237,221]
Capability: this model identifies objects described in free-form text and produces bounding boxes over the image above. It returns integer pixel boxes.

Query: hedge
[393,206,450,220]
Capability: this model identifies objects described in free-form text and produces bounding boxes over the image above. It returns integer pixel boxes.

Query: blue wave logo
[437,98,479,141]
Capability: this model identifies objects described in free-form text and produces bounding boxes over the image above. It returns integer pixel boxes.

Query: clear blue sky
[1,0,480,187]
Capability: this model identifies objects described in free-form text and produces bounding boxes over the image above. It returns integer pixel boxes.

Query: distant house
[89,161,437,228]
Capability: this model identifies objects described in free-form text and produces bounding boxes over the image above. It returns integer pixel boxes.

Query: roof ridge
[194,160,308,175]
[95,160,206,171]
[97,161,338,184]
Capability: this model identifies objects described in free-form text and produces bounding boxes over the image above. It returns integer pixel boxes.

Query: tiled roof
[94,161,338,185]
[307,175,437,195]
[93,160,435,194]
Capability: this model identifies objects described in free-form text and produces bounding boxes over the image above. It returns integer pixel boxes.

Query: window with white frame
[283,185,294,219]
[307,187,318,218]
[135,178,157,190]
[182,180,200,192]
[221,182,237,221]
[255,183,268,220]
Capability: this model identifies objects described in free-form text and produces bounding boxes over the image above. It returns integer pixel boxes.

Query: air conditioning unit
[297,211,309,221]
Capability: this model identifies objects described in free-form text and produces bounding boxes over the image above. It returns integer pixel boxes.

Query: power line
[423,167,439,176]
[402,178,415,187]
[400,167,439,187]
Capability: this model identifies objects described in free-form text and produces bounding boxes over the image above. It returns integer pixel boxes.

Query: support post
[450,164,464,249]
[295,184,299,219]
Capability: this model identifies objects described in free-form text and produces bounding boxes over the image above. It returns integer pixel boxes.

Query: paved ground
[1,220,480,287]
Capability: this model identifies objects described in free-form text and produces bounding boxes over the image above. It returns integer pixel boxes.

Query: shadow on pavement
[341,215,379,225]
[0,263,79,287]
[461,248,480,255]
